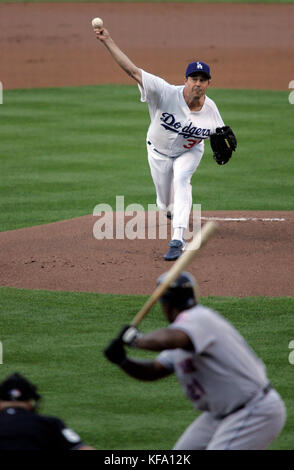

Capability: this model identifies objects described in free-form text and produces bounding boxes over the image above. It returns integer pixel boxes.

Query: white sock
[172,228,184,242]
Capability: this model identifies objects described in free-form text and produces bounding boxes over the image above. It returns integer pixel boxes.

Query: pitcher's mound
[0,211,293,297]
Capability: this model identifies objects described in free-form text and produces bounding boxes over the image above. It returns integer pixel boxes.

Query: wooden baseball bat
[131,220,218,327]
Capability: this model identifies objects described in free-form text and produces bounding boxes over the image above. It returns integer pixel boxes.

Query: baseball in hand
[92,17,104,31]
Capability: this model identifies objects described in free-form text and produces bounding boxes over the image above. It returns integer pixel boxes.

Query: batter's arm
[133,327,193,352]
[95,28,143,86]
[120,357,172,381]
[119,329,192,380]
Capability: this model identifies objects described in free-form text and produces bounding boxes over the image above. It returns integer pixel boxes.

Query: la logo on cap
[185,61,211,79]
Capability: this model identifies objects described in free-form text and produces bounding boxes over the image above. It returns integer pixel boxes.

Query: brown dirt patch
[1,3,293,91]
[0,211,293,297]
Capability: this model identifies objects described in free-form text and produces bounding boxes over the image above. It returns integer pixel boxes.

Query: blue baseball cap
[185,61,211,79]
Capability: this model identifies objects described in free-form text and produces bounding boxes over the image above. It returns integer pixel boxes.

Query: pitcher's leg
[147,149,174,212]
[172,149,203,233]
[163,149,203,261]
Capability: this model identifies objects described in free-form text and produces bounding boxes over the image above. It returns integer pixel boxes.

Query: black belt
[219,383,272,420]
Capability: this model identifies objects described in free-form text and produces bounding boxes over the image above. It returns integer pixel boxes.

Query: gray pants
[173,389,286,450]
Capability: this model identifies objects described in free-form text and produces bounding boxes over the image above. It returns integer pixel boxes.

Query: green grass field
[0,86,293,232]
[1,288,293,450]
[0,81,293,450]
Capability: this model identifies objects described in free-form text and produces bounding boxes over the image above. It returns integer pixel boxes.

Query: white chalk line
[201,216,286,222]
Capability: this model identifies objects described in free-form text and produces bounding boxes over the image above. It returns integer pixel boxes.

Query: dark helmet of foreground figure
[0,372,41,402]
[156,271,198,311]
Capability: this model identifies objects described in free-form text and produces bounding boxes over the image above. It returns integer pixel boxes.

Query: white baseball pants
[173,388,286,450]
[147,145,203,230]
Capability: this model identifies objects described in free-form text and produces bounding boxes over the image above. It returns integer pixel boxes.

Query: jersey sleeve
[156,349,175,372]
[138,69,167,108]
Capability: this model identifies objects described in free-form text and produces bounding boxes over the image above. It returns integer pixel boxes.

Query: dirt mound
[0,211,293,297]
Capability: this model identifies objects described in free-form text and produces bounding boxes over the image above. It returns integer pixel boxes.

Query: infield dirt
[1,2,293,90]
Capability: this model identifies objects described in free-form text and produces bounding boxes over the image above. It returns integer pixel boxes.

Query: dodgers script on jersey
[157,305,268,418]
[138,70,225,158]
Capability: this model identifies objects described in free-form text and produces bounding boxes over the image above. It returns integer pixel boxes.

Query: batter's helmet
[0,373,41,402]
[156,272,198,311]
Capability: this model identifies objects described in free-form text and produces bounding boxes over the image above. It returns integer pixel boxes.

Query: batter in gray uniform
[104,272,286,450]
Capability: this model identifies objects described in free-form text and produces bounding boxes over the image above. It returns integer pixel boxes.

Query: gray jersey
[157,305,268,418]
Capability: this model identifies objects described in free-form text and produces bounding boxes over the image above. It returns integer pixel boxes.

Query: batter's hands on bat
[103,325,142,364]
[118,325,142,347]
[103,338,126,365]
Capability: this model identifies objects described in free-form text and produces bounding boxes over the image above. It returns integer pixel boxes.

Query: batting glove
[103,338,126,365]
[119,325,142,347]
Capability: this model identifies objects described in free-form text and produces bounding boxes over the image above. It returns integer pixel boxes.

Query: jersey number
[183,138,200,149]
[186,378,205,402]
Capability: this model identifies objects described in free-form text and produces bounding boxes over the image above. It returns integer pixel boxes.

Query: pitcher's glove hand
[210,126,237,165]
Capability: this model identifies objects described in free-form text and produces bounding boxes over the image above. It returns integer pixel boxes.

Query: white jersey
[138,70,225,158]
[157,305,269,418]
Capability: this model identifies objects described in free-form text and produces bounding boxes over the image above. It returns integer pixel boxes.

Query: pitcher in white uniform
[95,28,225,260]
[104,272,286,450]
